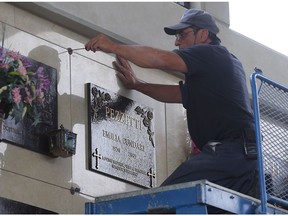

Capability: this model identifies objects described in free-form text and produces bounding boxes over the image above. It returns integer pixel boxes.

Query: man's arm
[131,82,182,103]
[85,34,188,73]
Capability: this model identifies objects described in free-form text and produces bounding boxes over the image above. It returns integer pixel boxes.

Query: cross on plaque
[92,148,102,169]
[147,168,156,188]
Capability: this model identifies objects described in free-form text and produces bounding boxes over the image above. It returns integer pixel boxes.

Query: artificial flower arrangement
[0,47,51,126]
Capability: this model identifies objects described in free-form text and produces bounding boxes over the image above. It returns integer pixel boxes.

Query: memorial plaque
[87,83,156,188]
[0,48,57,156]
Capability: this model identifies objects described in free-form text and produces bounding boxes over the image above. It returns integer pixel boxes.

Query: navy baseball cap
[164,9,219,35]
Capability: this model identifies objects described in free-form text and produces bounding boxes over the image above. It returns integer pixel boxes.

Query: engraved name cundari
[102,129,145,152]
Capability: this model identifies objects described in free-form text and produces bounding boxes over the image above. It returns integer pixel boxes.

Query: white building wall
[0,2,287,214]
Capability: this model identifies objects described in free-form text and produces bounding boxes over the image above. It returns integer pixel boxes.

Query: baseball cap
[164,9,219,35]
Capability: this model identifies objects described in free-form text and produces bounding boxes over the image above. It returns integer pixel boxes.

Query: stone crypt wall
[1,2,288,214]
[0,2,187,213]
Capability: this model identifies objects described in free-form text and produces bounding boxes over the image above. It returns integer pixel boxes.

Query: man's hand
[113,55,139,90]
[113,55,182,103]
[85,34,117,53]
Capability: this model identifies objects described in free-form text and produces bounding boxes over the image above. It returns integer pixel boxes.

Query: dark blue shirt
[175,43,254,149]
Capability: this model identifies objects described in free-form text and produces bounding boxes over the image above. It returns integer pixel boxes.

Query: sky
[229,0,288,56]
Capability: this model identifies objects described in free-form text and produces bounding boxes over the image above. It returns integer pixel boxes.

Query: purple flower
[21,57,32,68]
[41,78,51,91]
[36,66,50,91]
[36,66,44,77]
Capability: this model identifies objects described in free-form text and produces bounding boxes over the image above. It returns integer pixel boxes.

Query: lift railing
[250,68,288,213]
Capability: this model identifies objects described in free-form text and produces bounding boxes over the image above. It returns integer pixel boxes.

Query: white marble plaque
[87,83,156,188]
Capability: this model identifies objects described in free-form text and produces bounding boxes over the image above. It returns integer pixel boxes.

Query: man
[85,9,257,196]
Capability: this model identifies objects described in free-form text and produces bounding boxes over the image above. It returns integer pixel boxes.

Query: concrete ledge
[10,2,134,45]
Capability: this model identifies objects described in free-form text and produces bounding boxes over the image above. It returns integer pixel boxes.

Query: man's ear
[199,29,210,43]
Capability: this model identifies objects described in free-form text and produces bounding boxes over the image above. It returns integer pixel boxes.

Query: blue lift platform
[85,69,288,214]
[85,179,287,214]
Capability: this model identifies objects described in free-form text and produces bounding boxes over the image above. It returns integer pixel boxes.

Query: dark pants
[161,137,257,195]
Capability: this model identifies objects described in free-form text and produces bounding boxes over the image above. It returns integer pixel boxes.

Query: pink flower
[7,50,20,61]
[192,141,201,155]
[11,87,22,106]
[24,87,33,105]
[0,63,9,69]
[17,65,27,75]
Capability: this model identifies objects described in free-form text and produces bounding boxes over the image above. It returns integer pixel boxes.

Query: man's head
[164,9,219,35]
[164,9,220,48]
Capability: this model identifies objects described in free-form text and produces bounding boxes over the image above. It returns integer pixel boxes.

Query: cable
[0,167,95,199]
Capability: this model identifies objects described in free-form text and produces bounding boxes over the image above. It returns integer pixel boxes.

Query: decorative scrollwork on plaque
[135,106,154,147]
[90,87,112,122]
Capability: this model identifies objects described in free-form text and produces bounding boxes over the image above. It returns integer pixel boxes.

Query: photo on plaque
[87,83,156,188]
[0,47,58,156]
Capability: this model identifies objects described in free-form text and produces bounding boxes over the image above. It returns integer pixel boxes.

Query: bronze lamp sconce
[48,124,77,158]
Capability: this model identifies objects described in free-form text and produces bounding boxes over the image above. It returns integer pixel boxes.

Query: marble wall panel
[0,169,82,214]
[166,104,190,175]
[0,3,15,26]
